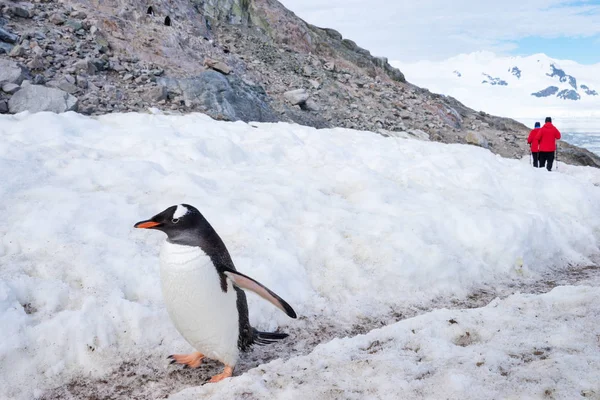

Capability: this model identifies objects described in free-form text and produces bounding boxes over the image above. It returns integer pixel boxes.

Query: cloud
[279,0,600,62]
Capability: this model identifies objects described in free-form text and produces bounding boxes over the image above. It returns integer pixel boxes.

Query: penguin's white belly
[159,241,240,366]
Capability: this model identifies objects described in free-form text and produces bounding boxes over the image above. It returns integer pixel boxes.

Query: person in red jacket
[527,121,541,167]
[535,117,561,171]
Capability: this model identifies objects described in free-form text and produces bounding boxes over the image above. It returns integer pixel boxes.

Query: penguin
[134,204,297,383]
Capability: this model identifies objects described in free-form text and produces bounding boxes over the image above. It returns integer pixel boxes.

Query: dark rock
[302,98,320,111]
[32,74,45,85]
[558,143,600,168]
[482,73,508,86]
[580,84,598,96]
[0,26,19,44]
[323,28,342,41]
[8,82,78,113]
[0,42,14,54]
[557,89,580,101]
[0,99,8,114]
[546,64,577,90]
[342,39,358,51]
[509,66,521,79]
[531,86,559,98]
[158,71,278,123]
[90,58,108,71]
[11,4,32,19]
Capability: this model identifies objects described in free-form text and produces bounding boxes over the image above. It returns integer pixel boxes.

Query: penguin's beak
[134,219,162,229]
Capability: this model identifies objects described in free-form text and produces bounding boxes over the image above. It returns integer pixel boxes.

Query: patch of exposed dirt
[39,263,600,400]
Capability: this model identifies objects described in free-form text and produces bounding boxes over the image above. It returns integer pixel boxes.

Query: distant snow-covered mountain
[392,52,600,131]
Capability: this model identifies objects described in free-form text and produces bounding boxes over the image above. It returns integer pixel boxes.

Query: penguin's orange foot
[167,352,204,369]
[208,365,234,383]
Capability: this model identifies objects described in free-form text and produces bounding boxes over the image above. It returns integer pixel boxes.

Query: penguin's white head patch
[173,204,189,219]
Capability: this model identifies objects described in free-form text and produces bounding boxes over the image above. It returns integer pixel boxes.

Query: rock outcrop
[0,0,599,167]
[8,81,78,113]
[158,71,279,123]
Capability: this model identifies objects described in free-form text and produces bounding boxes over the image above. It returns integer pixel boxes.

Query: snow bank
[1,111,600,398]
[172,285,600,400]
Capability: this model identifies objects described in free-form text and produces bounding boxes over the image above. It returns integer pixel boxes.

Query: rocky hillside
[1,0,599,167]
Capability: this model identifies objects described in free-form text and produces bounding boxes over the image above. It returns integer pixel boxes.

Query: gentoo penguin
[134,204,296,383]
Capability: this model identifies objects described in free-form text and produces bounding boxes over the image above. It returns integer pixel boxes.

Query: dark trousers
[538,151,555,171]
[531,152,540,168]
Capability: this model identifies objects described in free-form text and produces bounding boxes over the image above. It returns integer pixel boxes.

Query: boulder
[2,83,21,94]
[407,129,431,141]
[158,71,278,123]
[50,13,66,25]
[302,98,320,111]
[9,45,25,57]
[0,59,27,85]
[26,55,46,70]
[0,99,8,114]
[47,78,79,94]
[0,42,13,54]
[74,59,98,75]
[323,61,335,71]
[8,83,78,113]
[0,27,19,44]
[465,131,489,148]
[66,19,84,31]
[92,31,110,53]
[70,11,87,19]
[11,4,32,18]
[143,85,167,102]
[283,89,309,105]
[204,58,232,75]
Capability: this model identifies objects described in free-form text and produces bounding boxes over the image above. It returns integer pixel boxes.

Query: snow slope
[1,111,600,399]
[173,285,600,400]
[392,52,600,132]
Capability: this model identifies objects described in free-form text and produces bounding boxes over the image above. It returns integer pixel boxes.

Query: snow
[172,285,600,400]
[172,204,189,219]
[1,111,600,399]
[392,52,600,132]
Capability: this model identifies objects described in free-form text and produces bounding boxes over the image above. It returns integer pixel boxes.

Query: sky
[278,0,600,64]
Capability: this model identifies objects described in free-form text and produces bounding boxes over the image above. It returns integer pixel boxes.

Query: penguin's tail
[252,329,289,346]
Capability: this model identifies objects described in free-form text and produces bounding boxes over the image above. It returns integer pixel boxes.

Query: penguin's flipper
[223,268,297,319]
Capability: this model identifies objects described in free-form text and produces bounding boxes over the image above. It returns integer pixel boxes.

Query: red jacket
[527,128,540,152]
[535,122,561,152]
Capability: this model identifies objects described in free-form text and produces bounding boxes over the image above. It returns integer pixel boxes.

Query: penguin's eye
[172,218,180,224]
